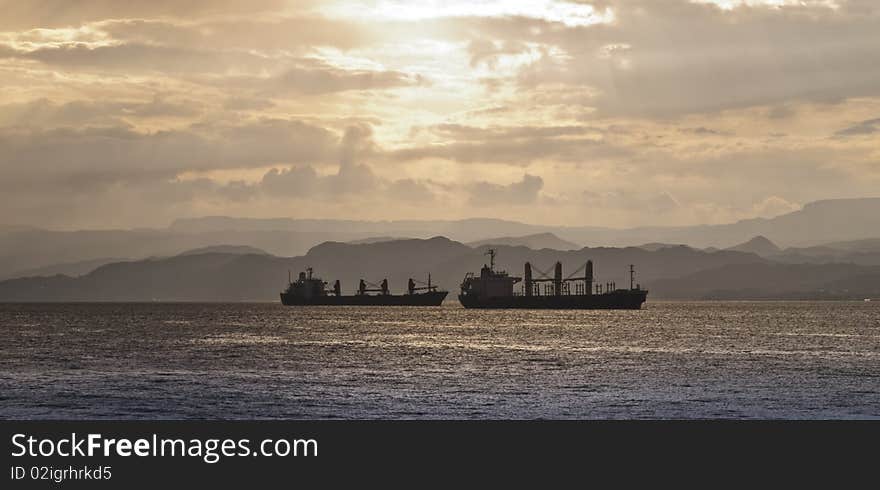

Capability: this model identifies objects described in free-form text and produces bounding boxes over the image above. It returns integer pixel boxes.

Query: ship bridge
[460,249,522,298]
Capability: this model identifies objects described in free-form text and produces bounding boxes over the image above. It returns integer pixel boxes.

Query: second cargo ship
[281,268,447,306]
[458,249,647,309]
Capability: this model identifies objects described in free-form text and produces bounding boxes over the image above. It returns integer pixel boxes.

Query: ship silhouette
[458,249,648,309]
[280,268,447,306]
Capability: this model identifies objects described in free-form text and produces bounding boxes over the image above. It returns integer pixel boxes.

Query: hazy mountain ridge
[5,257,130,279]
[178,245,269,256]
[725,236,781,257]
[1,235,876,301]
[0,236,824,302]
[345,236,411,245]
[3,197,880,282]
[162,197,880,248]
[467,233,580,251]
[0,229,386,279]
[652,262,880,299]
[637,243,693,252]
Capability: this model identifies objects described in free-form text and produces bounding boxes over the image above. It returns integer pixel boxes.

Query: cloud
[386,179,435,202]
[0,98,202,127]
[467,174,543,206]
[259,161,380,198]
[392,124,624,165]
[0,119,340,190]
[259,166,321,196]
[257,124,434,201]
[2,42,271,74]
[0,1,289,29]
[257,164,435,203]
[97,17,376,53]
[582,190,681,214]
[1,0,879,229]
[1,42,422,95]
[479,0,880,117]
[750,195,800,218]
[467,39,529,68]
[222,97,275,111]
[835,117,880,137]
[679,127,732,137]
[268,62,424,95]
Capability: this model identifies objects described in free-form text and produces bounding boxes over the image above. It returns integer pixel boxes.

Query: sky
[0,0,878,230]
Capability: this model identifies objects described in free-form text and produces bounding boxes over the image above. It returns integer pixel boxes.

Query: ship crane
[456,248,647,309]
[281,266,448,306]
[486,248,497,270]
[524,261,595,296]
[408,274,438,295]
[524,262,559,296]
[358,278,389,295]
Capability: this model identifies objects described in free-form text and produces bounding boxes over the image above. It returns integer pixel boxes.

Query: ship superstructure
[458,249,648,309]
[280,268,447,306]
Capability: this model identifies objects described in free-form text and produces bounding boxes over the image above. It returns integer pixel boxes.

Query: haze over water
[2,302,878,419]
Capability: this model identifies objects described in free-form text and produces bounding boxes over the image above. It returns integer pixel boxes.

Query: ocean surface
[1,301,878,419]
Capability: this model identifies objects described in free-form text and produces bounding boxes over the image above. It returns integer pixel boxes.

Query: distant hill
[651,262,880,299]
[346,236,410,245]
[2,257,128,280]
[167,197,880,248]
[468,233,580,251]
[725,236,781,257]
[168,216,562,243]
[638,242,691,252]
[178,245,268,256]
[4,197,880,280]
[819,237,880,253]
[0,224,39,233]
[0,237,770,302]
[0,228,384,278]
[765,237,880,266]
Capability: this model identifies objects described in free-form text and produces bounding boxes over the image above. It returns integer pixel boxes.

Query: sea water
[1,301,878,419]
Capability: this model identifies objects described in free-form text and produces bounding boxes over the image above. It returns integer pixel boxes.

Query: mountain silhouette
[725,236,781,257]
[637,242,692,252]
[167,197,880,248]
[467,233,580,250]
[178,245,269,256]
[3,197,880,280]
[651,262,880,299]
[0,237,775,301]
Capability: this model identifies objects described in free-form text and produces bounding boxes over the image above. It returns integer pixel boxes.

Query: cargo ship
[458,249,647,309]
[280,268,447,306]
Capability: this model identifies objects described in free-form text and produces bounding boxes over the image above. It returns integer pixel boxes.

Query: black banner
[2,421,876,487]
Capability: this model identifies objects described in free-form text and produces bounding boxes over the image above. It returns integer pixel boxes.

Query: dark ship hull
[458,250,648,310]
[281,290,447,306]
[458,290,647,309]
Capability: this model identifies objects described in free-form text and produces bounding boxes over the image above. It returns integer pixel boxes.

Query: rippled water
[1,302,878,419]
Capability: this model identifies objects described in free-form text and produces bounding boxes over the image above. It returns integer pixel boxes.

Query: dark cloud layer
[0,0,289,29]
[394,124,625,165]
[467,174,544,206]
[459,1,880,117]
[0,119,339,190]
[1,1,879,228]
[0,98,202,127]
[835,118,880,137]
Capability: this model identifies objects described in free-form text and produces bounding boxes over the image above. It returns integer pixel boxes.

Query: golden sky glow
[0,0,878,229]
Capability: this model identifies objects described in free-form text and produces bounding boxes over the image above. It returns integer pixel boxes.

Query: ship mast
[486,248,496,271]
[629,264,634,290]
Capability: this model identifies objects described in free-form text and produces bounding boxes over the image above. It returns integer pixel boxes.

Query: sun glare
[319,0,614,27]
[693,0,840,9]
